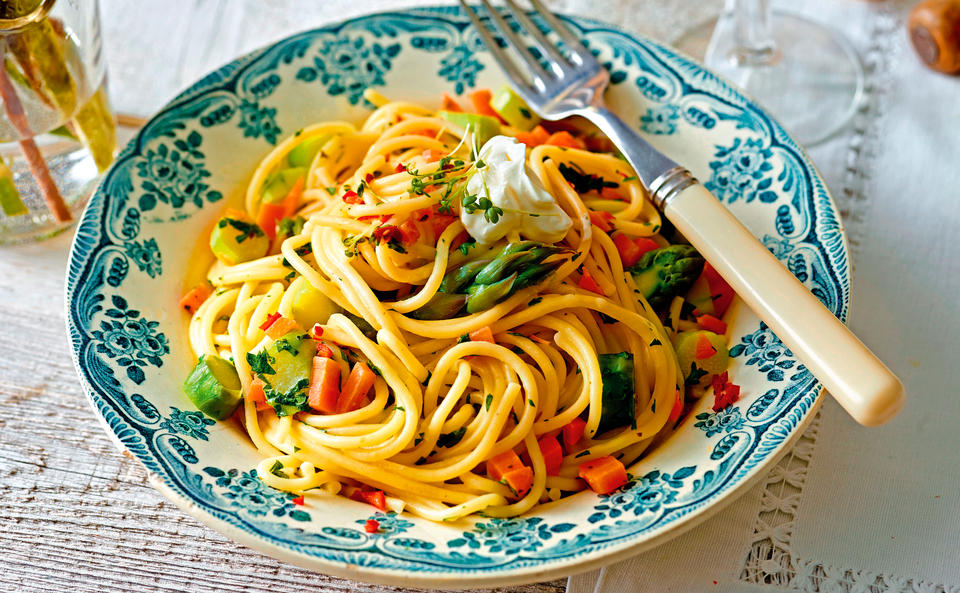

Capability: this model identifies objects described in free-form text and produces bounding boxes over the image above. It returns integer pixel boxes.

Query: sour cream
[460,135,572,244]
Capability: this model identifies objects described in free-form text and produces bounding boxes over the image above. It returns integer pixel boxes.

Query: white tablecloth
[569,1,960,592]
[97,2,960,592]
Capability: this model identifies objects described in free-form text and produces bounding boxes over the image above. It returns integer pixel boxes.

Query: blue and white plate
[65,6,847,588]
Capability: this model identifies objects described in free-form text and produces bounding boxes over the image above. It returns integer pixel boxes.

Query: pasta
[180,87,736,522]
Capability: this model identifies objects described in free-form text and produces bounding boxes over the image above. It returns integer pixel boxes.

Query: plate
[65,6,848,588]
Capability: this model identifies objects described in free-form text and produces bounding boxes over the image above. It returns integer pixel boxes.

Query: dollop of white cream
[461,135,572,245]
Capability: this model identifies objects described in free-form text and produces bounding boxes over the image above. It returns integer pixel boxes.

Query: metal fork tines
[459,0,607,110]
[458,0,684,197]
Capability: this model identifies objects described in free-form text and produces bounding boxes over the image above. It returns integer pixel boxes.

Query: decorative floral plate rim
[65,5,848,588]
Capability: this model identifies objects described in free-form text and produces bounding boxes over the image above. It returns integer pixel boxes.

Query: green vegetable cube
[183,354,242,419]
[439,111,501,146]
[210,211,270,265]
[489,85,540,131]
[248,331,316,416]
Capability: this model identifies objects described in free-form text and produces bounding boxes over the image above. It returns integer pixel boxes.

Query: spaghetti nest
[186,91,690,522]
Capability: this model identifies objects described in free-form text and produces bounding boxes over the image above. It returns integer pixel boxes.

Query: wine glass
[672,0,864,146]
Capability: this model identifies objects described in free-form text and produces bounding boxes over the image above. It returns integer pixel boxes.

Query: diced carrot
[488,450,524,482]
[697,313,728,335]
[588,210,615,233]
[258,176,304,240]
[248,378,272,412]
[315,342,333,358]
[578,269,604,295]
[695,334,717,360]
[500,466,534,498]
[634,237,660,258]
[545,131,586,150]
[600,186,628,202]
[336,362,376,413]
[703,262,735,317]
[398,220,420,244]
[538,435,563,476]
[441,92,463,112]
[308,356,341,414]
[468,326,495,343]
[364,519,380,533]
[179,284,212,314]
[668,389,683,423]
[515,125,550,147]
[468,88,505,122]
[264,316,302,340]
[350,488,387,511]
[613,233,642,268]
[578,456,628,494]
[561,417,586,450]
[259,312,282,331]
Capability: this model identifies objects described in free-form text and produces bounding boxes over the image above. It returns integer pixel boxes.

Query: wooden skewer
[0,46,71,223]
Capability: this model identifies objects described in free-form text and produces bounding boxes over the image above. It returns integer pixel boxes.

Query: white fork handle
[667,184,904,426]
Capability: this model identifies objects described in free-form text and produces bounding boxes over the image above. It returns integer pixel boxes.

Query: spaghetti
[181,88,735,521]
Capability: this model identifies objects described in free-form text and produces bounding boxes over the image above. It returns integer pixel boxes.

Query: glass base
[0,138,100,246]
[671,11,865,146]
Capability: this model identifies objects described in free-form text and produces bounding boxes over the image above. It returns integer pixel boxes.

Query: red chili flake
[712,371,742,411]
[441,160,454,170]
[292,495,305,506]
[616,170,629,179]
[373,224,403,244]
[356,215,378,222]
[364,519,380,533]
[316,343,333,358]
[395,163,406,173]
[365,173,374,183]
[311,324,324,339]
[259,312,281,331]
[342,190,362,204]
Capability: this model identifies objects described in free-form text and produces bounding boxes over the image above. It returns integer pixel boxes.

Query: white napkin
[570,1,960,592]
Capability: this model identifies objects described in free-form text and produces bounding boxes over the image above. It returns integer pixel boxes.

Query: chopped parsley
[246,351,276,376]
[218,217,263,243]
[437,427,466,448]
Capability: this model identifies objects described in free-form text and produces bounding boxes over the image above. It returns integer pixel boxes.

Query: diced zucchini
[439,111,501,145]
[672,330,729,387]
[597,352,635,433]
[684,273,714,316]
[490,85,540,131]
[262,167,306,204]
[248,331,316,416]
[286,135,329,168]
[183,354,242,419]
[209,210,270,265]
[290,282,341,329]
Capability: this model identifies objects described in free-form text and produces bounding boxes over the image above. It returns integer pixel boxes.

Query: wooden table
[0,1,720,591]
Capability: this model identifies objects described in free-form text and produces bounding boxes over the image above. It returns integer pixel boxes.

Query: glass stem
[730,0,779,66]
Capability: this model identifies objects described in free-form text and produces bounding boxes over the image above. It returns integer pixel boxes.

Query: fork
[460,0,904,426]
